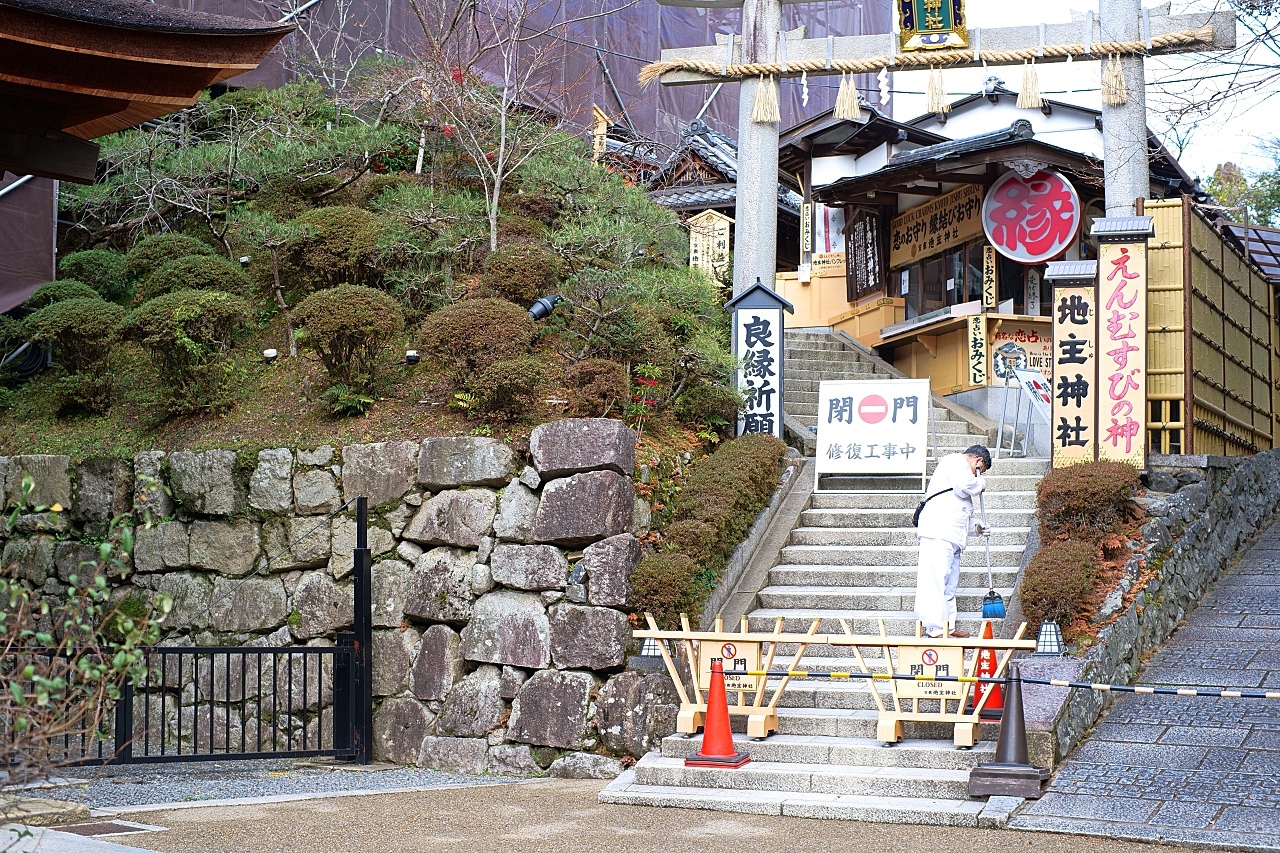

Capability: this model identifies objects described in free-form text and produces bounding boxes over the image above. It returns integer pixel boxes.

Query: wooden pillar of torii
[645,2,1236,296]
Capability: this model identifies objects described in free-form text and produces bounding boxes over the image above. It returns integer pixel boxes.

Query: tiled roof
[647,181,802,215]
[0,0,293,34]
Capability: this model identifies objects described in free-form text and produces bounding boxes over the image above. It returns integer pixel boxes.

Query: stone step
[775,707,1001,741]
[810,491,1037,510]
[631,755,973,799]
[787,369,889,382]
[786,347,882,363]
[598,773,986,826]
[757,586,1015,611]
[777,544,1024,567]
[800,509,1035,529]
[788,526,1030,547]
[768,565,1020,587]
[659,733,995,771]
[748,610,990,634]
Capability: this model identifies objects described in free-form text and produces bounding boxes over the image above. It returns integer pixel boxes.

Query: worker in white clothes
[914,444,991,639]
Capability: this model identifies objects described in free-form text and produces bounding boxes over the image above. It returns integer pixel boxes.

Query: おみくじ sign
[814,379,930,485]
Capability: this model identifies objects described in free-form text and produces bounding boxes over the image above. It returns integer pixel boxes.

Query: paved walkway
[1012,521,1280,849]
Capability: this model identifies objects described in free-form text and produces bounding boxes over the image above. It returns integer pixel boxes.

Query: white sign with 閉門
[814,379,930,484]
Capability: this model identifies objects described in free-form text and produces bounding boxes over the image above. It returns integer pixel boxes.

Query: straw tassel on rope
[1102,53,1129,106]
[1017,59,1042,109]
[751,73,780,123]
[833,71,863,121]
[926,66,949,114]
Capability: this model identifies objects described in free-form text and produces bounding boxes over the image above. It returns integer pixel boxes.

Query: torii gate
[644,0,1236,296]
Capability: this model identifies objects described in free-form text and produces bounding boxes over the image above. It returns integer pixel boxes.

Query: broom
[979,491,1006,619]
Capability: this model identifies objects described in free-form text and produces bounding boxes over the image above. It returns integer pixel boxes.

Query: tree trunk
[269,246,297,358]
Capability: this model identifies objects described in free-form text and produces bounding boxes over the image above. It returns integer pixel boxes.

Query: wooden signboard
[812,251,846,278]
[1097,242,1147,467]
[1052,284,1098,467]
[967,314,989,387]
[889,184,984,268]
[687,209,732,281]
[982,245,997,309]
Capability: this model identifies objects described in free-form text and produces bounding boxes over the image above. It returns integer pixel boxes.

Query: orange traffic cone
[685,660,751,768]
[971,620,1004,719]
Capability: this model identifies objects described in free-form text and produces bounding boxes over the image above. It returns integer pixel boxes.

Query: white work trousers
[915,536,961,637]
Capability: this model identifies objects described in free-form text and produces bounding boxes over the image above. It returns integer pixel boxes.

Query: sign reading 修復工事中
[814,379,930,486]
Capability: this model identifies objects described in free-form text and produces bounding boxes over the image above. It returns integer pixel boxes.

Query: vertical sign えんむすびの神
[813,379,931,486]
[1052,282,1097,467]
[728,282,793,439]
[967,314,988,387]
[1097,241,1147,466]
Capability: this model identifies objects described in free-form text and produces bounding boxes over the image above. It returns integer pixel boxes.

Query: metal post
[333,630,354,755]
[113,678,134,764]
[352,496,373,764]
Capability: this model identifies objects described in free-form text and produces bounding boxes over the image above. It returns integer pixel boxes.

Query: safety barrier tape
[724,670,1280,700]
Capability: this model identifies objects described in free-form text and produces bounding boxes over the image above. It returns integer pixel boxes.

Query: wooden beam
[0,128,98,183]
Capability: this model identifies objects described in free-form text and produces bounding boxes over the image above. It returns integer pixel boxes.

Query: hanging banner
[889,184,984,268]
[814,379,930,482]
[898,0,968,51]
[967,314,988,387]
[688,209,732,281]
[1052,285,1098,467]
[981,170,1082,264]
[1097,243,1147,466]
[982,245,997,309]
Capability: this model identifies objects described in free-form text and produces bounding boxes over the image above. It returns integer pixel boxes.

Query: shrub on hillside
[23,280,99,310]
[478,242,564,305]
[285,206,383,292]
[673,383,741,430]
[1019,541,1100,633]
[294,285,405,394]
[123,233,215,284]
[126,289,251,414]
[418,298,535,386]
[629,552,709,629]
[1036,461,1141,542]
[137,255,255,302]
[21,297,126,413]
[564,358,628,417]
[58,250,129,303]
[468,354,550,420]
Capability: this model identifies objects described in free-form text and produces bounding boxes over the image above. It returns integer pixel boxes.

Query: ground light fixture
[1032,620,1065,656]
[262,348,278,364]
[529,294,564,320]
[405,350,420,365]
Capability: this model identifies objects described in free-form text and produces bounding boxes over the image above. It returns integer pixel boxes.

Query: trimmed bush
[1036,461,1141,542]
[629,552,709,630]
[1019,541,1100,633]
[285,205,383,292]
[674,383,740,427]
[23,280,99,310]
[418,298,535,387]
[564,358,628,418]
[21,297,126,413]
[294,284,405,393]
[137,255,255,302]
[58,250,129,303]
[127,289,251,414]
[478,242,564,305]
[468,354,549,420]
[123,233,215,284]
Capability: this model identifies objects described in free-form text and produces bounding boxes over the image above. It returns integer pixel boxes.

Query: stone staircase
[601,329,1047,825]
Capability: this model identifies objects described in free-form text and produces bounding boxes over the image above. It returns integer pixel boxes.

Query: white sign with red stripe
[814,379,931,484]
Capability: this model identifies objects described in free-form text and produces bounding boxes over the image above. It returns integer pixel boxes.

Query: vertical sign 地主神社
[727,282,794,439]
[814,379,931,488]
[1097,240,1147,466]
[967,315,988,387]
[1050,275,1098,467]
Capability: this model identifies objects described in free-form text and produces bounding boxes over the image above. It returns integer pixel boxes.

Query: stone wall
[0,418,681,778]
[1022,450,1280,768]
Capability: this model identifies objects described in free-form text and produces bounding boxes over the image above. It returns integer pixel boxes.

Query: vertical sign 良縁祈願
[814,378,931,490]
[727,281,795,439]
[1045,261,1099,468]
[967,314,988,388]
[1094,218,1153,467]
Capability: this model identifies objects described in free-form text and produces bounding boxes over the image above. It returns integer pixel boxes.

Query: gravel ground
[30,760,521,810]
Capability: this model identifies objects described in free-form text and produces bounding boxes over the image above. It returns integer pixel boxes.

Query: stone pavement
[1012,522,1280,850]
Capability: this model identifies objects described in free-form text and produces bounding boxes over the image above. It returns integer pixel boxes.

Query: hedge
[1036,460,1140,542]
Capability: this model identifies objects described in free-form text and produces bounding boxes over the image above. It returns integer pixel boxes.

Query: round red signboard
[858,394,888,424]
[981,170,1081,263]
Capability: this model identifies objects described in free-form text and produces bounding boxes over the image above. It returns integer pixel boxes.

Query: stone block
[54,541,100,583]
[292,469,339,515]
[341,441,419,507]
[548,752,624,779]
[156,571,214,629]
[372,628,421,696]
[596,672,680,757]
[632,498,652,536]
[2,536,54,585]
[471,560,495,596]
[493,480,539,543]
[297,445,333,466]
[371,558,410,628]
[411,625,464,701]
[372,697,433,764]
[188,519,260,576]
[329,517,395,579]
[249,448,294,513]
[404,547,476,624]
[489,544,568,591]
[529,418,636,479]
[549,604,630,670]
[417,436,520,490]
[1140,518,1172,551]
[168,450,241,516]
[259,517,331,572]
[508,669,596,750]
[532,471,634,548]
[438,665,504,737]
[4,455,72,511]
[208,575,287,633]
[582,533,642,608]
[74,458,132,523]
[132,451,174,521]
[1144,471,1179,494]
[487,744,543,776]
[418,736,487,774]
[460,591,550,669]
[499,666,528,699]
[290,571,353,639]
[518,466,540,490]
[397,540,423,564]
[402,489,497,548]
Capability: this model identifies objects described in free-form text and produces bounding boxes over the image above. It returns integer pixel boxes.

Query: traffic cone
[970,620,1004,719]
[685,660,751,768]
[967,661,1049,798]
